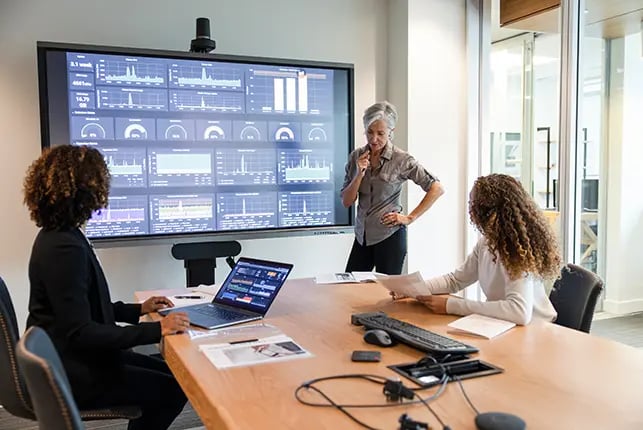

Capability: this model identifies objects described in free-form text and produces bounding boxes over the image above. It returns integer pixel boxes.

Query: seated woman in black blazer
[23,145,190,430]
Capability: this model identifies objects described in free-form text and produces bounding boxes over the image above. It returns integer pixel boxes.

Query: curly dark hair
[469,173,561,281]
[23,145,110,230]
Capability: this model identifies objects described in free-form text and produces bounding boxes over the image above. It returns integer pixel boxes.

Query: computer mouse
[475,412,526,430]
[363,329,394,347]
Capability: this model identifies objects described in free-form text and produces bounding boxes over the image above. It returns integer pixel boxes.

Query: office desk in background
[137,279,643,430]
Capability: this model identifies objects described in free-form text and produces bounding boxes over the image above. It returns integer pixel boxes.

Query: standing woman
[341,101,444,275]
[23,145,189,430]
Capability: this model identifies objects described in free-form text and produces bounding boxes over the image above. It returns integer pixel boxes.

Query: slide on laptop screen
[159,257,293,330]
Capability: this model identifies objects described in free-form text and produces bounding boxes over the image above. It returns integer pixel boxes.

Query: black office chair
[0,275,141,422]
[17,326,84,430]
[549,264,604,333]
[0,275,33,418]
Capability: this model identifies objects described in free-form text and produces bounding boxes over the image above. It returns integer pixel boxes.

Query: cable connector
[383,379,414,402]
[398,413,429,430]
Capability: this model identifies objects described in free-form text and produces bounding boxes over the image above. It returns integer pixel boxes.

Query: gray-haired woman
[340,101,444,275]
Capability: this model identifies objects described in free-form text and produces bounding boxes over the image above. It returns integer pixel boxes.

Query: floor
[2,313,641,429]
[590,312,643,348]
[0,402,203,430]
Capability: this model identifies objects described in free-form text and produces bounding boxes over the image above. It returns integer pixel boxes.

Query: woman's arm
[42,238,161,350]
[401,182,445,225]
[385,155,444,226]
[445,276,536,325]
[341,171,365,207]
[340,150,370,207]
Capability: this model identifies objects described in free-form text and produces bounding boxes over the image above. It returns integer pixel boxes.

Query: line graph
[100,147,147,188]
[170,62,243,89]
[150,195,215,234]
[97,57,166,86]
[279,150,333,183]
[216,192,278,230]
[215,149,276,185]
[106,154,144,175]
[169,90,243,112]
[279,191,334,227]
[85,195,149,238]
[90,196,147,223]
[157,197,213,220]
[97,87,168,111]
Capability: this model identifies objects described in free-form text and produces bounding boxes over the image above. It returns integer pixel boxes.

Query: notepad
[447,314,516,339]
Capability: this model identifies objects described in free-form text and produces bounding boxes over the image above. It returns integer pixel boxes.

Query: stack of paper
[447,314,516,339]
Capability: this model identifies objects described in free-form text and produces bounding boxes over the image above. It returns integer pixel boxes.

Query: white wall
[0,0,389,329]
[604,33,643,314]
[405,0,468,277]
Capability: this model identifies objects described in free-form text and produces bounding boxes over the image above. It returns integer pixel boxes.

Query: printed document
[314,271,386,284]
[199,334,312,369]
[377,271,428,298]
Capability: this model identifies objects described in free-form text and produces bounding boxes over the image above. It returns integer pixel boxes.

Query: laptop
[159,257,293,330]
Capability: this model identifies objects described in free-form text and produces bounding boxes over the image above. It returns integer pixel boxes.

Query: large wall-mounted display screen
[37,42,353,243]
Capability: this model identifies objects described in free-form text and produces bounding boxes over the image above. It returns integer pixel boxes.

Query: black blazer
[26,228,161,404]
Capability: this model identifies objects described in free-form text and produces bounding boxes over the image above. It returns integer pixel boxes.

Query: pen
[229,338,259,344]
[174,295,203,299]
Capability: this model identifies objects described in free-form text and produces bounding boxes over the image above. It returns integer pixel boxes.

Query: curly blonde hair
[23,145,110,230]
[469,174,561,281]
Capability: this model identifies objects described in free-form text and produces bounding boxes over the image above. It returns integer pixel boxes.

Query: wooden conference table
[136,279,643,430]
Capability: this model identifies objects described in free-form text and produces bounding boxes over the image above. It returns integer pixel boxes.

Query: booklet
[447,314,516,339]
[314,271,386,284]
[377,271,428,298]
[198,334,312,369]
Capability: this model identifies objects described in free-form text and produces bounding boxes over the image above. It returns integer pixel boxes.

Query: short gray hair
[362,101,398,134]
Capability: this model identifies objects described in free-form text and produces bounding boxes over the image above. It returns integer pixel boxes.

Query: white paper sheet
[376,271,428,298]
[198,334,312,368]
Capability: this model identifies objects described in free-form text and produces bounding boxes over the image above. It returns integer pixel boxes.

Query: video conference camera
[190,17,216,53]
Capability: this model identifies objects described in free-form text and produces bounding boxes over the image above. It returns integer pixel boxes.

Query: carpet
[591,312,643,348]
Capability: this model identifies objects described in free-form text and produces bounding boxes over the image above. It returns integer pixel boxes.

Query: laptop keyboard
[192,305,249,321]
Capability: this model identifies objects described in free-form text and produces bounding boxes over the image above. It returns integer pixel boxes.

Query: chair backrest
[16,326,84,430]
[549,263,604,333]
[0,276,34,418]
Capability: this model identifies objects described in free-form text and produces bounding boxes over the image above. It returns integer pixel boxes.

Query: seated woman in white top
[413,174,561,325]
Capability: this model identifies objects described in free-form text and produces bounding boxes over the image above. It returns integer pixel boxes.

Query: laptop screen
[213,257,294,315]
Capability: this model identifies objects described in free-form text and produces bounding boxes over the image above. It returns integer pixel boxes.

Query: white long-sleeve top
[425,238,557,325]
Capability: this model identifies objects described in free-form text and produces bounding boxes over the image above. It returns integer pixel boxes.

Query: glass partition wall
[484,0,643,316]
[489,35,533,185]
[488,33,562,222]
[487,1,609,309]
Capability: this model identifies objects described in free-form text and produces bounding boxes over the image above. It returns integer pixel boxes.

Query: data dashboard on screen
[37,42,353,242]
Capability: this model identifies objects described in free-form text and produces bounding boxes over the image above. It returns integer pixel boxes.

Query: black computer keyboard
[356,313,479,355]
